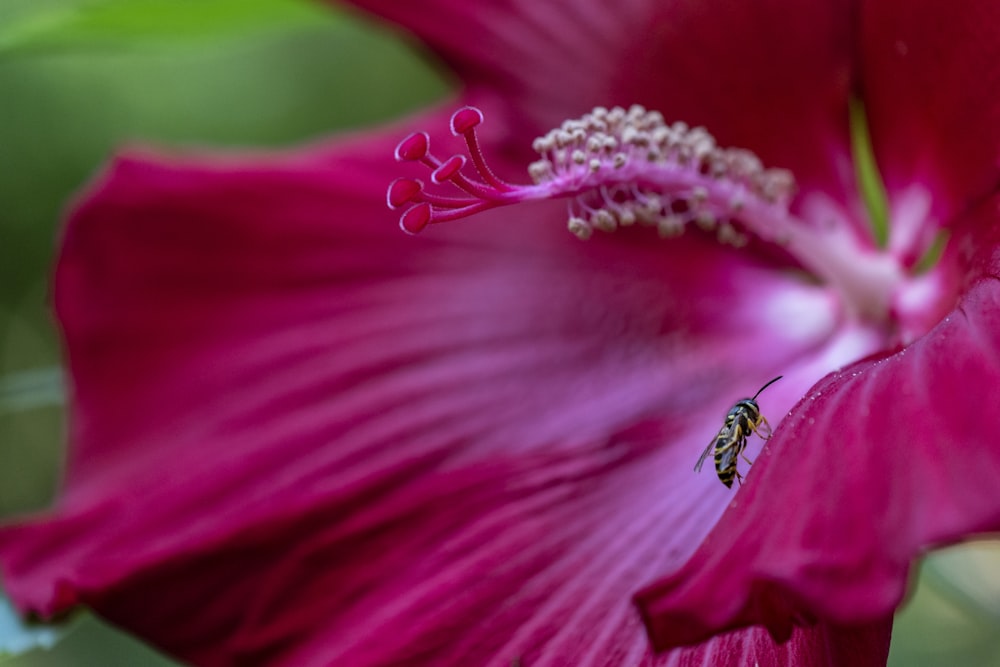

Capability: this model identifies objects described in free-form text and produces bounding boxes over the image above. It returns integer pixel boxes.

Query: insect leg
[756,416,773,439]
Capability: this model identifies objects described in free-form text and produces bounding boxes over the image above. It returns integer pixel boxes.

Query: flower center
[389,105,904,326]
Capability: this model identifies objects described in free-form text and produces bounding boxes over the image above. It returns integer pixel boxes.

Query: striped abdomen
[712,400,762,487]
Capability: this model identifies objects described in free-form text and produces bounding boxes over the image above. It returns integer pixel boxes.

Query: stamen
[388,105,906,324]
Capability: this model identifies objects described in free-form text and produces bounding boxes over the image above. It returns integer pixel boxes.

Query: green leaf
[923,542,1000,622]
[0,594,71,657]
[0,0,335,56]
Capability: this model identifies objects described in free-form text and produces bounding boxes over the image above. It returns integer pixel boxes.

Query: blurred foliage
[890,543,1000,667]
[0,0,333,55]
[0,595,71,656]
[0,1,998,665]
[1,613,176,666]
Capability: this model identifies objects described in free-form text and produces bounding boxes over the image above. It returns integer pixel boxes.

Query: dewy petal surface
[636,195,1000,652]
[345,0,864,237]
[860,0,1000,250]
[0,104,844,665]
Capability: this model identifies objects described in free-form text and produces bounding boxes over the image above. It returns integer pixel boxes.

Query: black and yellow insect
[695,376,782,488]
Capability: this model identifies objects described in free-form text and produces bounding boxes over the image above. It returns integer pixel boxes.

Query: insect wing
[695,421,731,473]
[693,439,716,472]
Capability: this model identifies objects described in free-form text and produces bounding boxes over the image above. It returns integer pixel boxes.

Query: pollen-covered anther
[617,208,637,226]
[591,209,617,233]
[657,215,685,238]
[717,222,748,248]
[757,169,796,204]
[635,195,664,224]
[695,212,717,232]
[528,160,553,183]
[567,216,593,240]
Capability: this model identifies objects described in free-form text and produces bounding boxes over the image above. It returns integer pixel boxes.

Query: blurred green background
[0,1,997,665]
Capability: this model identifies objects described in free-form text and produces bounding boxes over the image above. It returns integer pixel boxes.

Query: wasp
[695,376,782,488]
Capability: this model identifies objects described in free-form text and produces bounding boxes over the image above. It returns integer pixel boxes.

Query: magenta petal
[635,203,1000,650]
[860,0,1000,228]
[0,101,845,665]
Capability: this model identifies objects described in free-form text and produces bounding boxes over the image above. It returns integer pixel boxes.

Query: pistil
[389,105,903,324]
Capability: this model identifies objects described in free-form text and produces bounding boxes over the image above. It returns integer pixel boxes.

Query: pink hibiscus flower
[2,0,998,665]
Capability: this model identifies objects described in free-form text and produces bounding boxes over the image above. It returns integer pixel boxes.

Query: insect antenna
[751,375,783,400]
